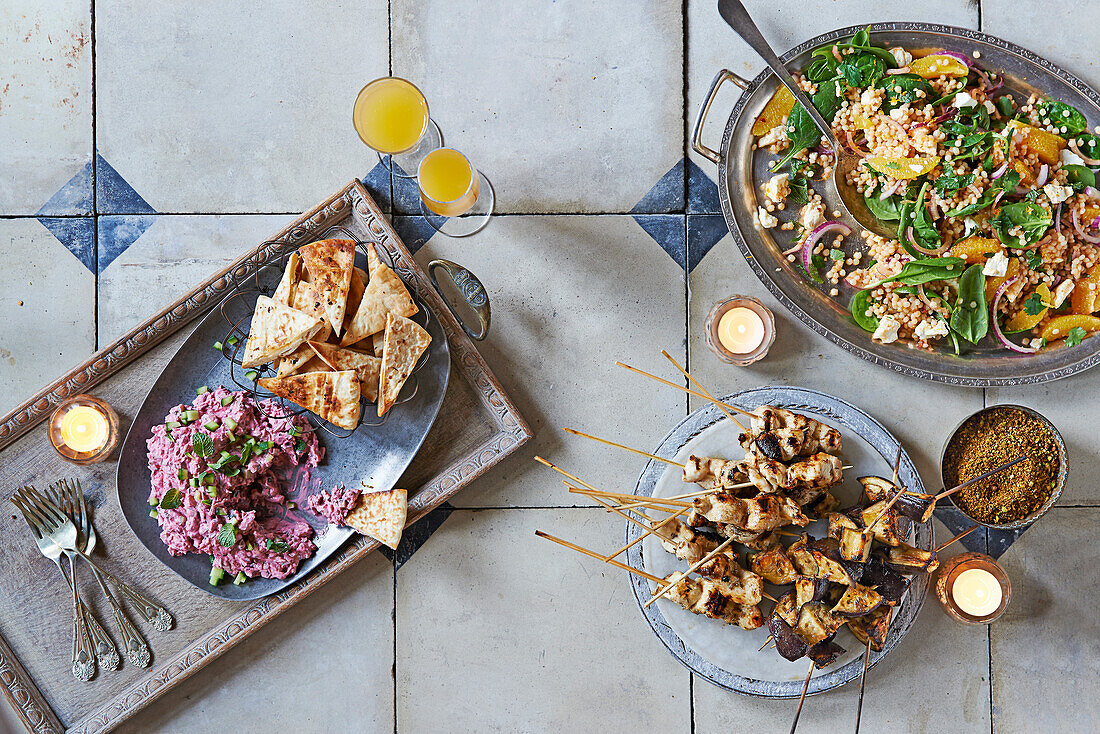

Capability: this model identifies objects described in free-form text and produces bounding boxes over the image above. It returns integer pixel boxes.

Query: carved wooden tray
[0,180,532,733]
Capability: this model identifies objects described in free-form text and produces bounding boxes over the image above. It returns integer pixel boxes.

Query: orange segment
[1009,121,1067,166]
[909,54,970,79]
[985,258,1021,303]
[1012,160,1036,187]
[1004,283,1052,332]
[866,155,940,180]
[1072,264,1100,314]
[1039,314,1100,342]
[752,86,796,136]
[949,236,1003,264]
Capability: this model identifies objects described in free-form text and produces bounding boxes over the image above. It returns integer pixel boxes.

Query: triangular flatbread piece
[276,282,332,376]
[307,341,382,402]
[272,252,301,306]
[366,242,382,272]
[258,370,361,429]
[371,332,385,357]
[377,313,432,416]
[341,254,418,345]
[345,488,407,549]
[298,239,355,335]
[241,295,325,368]
[342,267,368,334]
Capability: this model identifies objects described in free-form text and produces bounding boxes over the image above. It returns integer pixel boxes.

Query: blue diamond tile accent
[632,159,685,214]
[37,217,96,271]
[391,164,421,216]
[687,157,721,214]
[381,502,454,569]
[392,216,437,255]
[37,162,93,216]
[361,160,392,212]
[686,214,729,273]
[632,214,685,269]
[933,505,990,555]
[98,215,157,273]
[95,155,156,215]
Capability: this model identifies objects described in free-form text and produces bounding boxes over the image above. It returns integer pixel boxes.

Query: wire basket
[213,225,439,440]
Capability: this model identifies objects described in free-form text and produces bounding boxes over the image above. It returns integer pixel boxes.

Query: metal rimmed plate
[625,386,931,697]
[695,22,1100,386]
[115,241,450,600]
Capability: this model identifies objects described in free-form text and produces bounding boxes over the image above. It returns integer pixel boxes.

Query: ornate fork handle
[70,588,96,681]
[81,600,120,671]
[83,555,173,631]
[93,568,150,667]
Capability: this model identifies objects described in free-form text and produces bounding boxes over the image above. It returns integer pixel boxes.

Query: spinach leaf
[850,289,880,332]
[946,191,997,217]
[804,252,826,284]
[989,200,1052,248]
[805,46,840,83]
[875,74,935,112]
[886,257,967,286]
[909,184,942,254]
[934,172,975,197]
[1063,164,1096,191]
[772,82,843,170]
[1074,133,1100,164]
[1037,98,1088,136]
[837,52,885,88]
[995,95,1016,118]
[787,160,812,206]
[865,191,903,221]
[836,27,898,68]
[949,263,989,344]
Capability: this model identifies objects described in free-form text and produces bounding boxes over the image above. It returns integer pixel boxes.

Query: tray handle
[691,69,750,164]
[428,259,491,341]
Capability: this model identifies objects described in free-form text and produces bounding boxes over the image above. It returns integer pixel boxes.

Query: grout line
[393,559,398,734]
[681,0,689,214]
[90,0,98,351]
[977,0,984,32]
[2,210,697,218]
[689,672,696,734]
[987,625,994,734]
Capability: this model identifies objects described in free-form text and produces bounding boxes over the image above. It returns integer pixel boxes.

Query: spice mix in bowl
[941,405,1066,529]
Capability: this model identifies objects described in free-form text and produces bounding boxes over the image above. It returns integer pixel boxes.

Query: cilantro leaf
[1023,293,1047,316]
[1065,326,1087,347]
[159,488,182,510]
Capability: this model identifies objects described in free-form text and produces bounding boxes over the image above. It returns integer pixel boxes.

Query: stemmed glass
[417,147,494,237]
[353,77,442,178]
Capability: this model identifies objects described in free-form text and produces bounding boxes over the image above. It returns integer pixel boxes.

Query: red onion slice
[937,50,973,67]
[990,163,1008,180]
[1036,163,1049,187]
[1068,139,1100,166]
[801,221,852,273]
[991,277,1039,353]
[906,226,948,256]
[1072,209,1100,243]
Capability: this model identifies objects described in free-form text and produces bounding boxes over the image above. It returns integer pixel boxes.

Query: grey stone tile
[983,4,1100,89]
[0,219,94,416]
[412,215,686,507]
[97,214,292,344]
[685,0,979,212]
[397,508,691,733]
[686,223,984,487]
[991,508,1100,732]
[988,376,1099,507]
[115,553,395,734]
[0,2,92,215]
[694,516,991,733]
[391,0,683,213]
[95,0,388,213]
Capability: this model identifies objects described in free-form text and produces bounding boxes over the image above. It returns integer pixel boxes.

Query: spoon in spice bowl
[716,0,897,239]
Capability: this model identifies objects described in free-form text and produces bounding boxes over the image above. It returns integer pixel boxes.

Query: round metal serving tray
[693,22,1100,386]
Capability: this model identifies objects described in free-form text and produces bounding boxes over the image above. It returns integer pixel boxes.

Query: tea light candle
[49,395,119,464]
[717,307,766,354]
[704,296,776,366]
[952,568,1003,617]
[933,551,1010,624]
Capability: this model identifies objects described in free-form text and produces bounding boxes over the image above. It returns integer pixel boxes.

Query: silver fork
[55,479,151,666]
[11,490,98,681]
[17,485,174,632]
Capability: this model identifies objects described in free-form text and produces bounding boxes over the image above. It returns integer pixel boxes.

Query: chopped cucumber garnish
[224,418,238,432]
[221,396,234,407]
[149,509,158,519]
[227,335,239,346]
[286,501,296,510]
[233,571,248,586]
[203,421,220,431]
[148,496,158,506]
[181,410,199,422]
[245,370,259,381]
[178,468,189,482]
[196,386,209,395]
[212,341,223,351]
[209,566,225,586]
[165,420,181,429]
[216,507,227,516]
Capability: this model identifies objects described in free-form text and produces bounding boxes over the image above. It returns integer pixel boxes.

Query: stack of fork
[11,479,173,681]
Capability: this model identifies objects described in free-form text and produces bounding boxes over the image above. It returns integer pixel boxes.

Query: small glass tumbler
[933,551,1011,624]
[353,77,443,178]
[704,296,775,366]
[417,147,494,238]
[48,394,120,465]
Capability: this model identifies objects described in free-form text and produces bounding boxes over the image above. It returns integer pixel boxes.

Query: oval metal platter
[712,22,1100,386]
[625,386,931,697]
[116,246,450,600]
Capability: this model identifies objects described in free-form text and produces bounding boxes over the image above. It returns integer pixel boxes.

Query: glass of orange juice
[353,77,442,178]
[417,147,494,237]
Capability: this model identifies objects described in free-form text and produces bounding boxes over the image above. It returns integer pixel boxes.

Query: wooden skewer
[562,427,685,468]
[579,488,690,561]
[534,530,664,584]
[867,483,908,532]
[615,482,753,510]
[761,591,779,604]
[790,659,816,734]
[758,636,775,652]
[568,486,692,508]
[854,638,872,734]
[534,455,604,494]
[660,350,749,433]
[934,524,980,553]
[562,485,685,505]
[891,445,902,487]
[935,455,1028,500]
[642,537,735,609]
[617,360,758,419]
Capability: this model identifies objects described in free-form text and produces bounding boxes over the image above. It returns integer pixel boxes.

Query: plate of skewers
[536,352,1000,715]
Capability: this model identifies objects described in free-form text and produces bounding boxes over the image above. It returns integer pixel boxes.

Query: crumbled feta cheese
[914,319,949,341]
[888,47,913,67]
[1061,148,1086,167]
[954,91,978,109]
[1044,182,1074,204]
[759,121,789,147]
[982,250,1009,278]
[764,173,790,204]
[1053,280,1075,307]
[889,107,906,121]
[873,315,901,344]
[799,201,826,231]
[757,207,778,229]
[963,217,979,236]
[984,99,997,115]
[859,88,880,108]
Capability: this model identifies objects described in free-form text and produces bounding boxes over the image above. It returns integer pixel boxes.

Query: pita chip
[241,295,325,368]
[272,252,302,307]
[307,341,382,402]
[341,266,369,333]
[366,242,382,272]
[258,369,361,429]
[345,488,407,549]
[377,313,432,416]
[276,283,332,376]
[298,239,355,335]
[341,260,418,346]
[371,332,385,357]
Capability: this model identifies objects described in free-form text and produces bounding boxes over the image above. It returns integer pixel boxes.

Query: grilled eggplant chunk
[827,512,859,541]
[749,546,798,585]
[768,611,808,662]
[860,557,911,606]
[795,602,846,645]
[859,475,934,523]
[830,582,883,617]
[860,500,902,547]
[773,590,799,627]
[795,576,830,609]
[807,635,846,667]
[809,538,862,585]
[880,541,940,574]
[839,526,873,563]
[849,604,893,652]
[787,535,819,577]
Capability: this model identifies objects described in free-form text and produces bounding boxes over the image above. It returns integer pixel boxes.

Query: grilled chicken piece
[683,455,746,490]
[849,604,893,652]
[693,492,809,531]
[658,518,723,563]
[747,406,842,455]
[664,574,764,630]
[788,452,844,489]
[749,546,799,585]
[830,583,883,617]
[683,513,784,550]
[697,554,764,606]
[795,602,846,645]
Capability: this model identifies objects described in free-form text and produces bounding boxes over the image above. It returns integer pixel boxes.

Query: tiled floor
[2,1,1099,732]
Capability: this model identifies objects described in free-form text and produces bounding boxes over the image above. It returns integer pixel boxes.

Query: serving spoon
[716,0,896,238]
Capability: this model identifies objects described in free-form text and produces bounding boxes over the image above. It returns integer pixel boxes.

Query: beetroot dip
[146,387,324,581]
[306,484,361,526]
